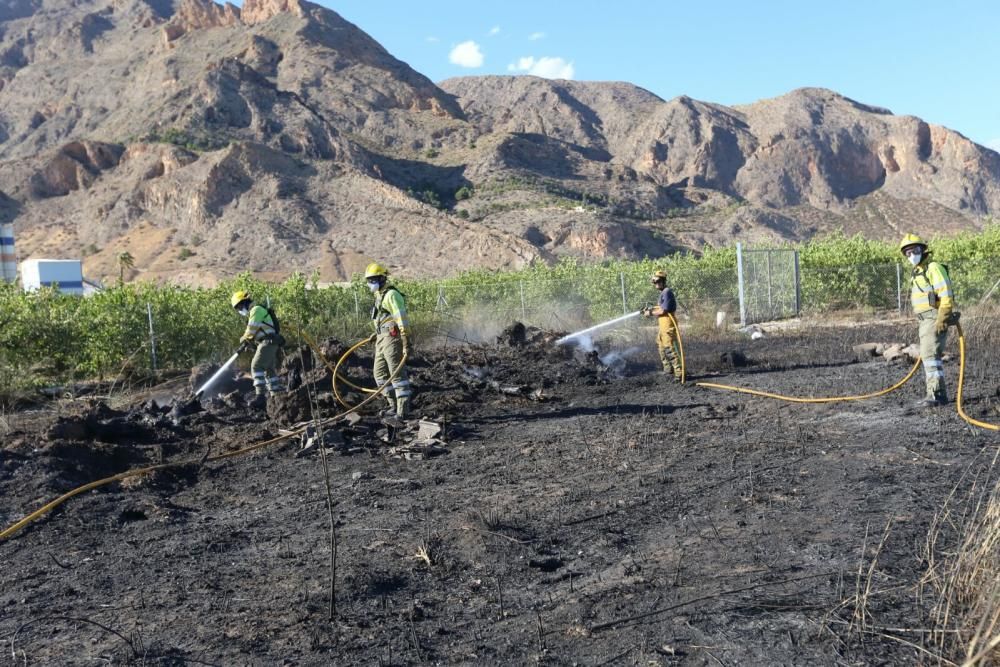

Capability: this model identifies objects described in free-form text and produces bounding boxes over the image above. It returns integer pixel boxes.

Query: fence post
[896,262,902,313]
[353,288,361,322]
[619,272,628,315]
[736,242,746,326]
[793,251,801,317]
[146,302,158,372]
[519,281,527,322]
[765,250,773,319]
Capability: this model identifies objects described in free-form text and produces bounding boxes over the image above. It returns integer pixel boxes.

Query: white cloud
[425,36,439,43]
[529,31,546,41]
[449,40,484,68]
[506,55,575,79]
[488,25,501,36]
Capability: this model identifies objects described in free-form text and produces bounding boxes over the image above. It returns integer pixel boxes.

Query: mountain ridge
[0,0,997,285]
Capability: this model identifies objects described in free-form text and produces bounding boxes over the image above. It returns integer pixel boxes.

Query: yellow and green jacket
[372,286,409,336]
[241,305,277,343]
[910,258,953,315]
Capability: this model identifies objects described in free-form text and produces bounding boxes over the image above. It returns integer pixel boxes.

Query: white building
[21,259,85,295]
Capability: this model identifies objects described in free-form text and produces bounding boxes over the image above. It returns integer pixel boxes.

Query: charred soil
[2,322,999,665]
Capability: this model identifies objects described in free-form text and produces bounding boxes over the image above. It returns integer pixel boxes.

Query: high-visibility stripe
[0,237,14,247]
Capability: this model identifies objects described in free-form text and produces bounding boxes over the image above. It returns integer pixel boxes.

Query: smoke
[599,345,642,367]
[568,334,595,352]
[430,299,595,346]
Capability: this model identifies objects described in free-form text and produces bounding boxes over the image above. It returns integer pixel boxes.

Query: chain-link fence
[738,247,800,325]
[4,254,999,384]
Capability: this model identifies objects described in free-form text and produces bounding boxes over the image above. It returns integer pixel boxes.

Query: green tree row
[2,225,998,391]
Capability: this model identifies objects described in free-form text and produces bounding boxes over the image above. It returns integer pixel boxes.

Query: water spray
[554,310,642,346]
[195,352,239,398]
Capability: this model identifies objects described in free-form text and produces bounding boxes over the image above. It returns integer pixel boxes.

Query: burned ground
[1,320,999,665]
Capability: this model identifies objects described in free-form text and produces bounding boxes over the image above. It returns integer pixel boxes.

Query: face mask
[908,252,922,266]
[367,280,380,292]
[237,307,249,317]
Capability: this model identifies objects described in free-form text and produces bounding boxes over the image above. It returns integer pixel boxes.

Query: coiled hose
[297,330,379,410]
[0,338,407,542]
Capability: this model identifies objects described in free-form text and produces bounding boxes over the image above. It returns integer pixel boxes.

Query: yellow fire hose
[332,336,377,410]
[694,321,999,431]
[0,340,408,542]
[668,313,686,384]
[696,357,921,403]
[297,330,377,407]
[955,323,999,432]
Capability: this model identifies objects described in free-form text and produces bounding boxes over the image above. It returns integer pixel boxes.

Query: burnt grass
[2,321,999,665]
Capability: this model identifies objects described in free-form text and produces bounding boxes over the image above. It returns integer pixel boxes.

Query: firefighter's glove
[237,340,252,354]
[935,309,951,334]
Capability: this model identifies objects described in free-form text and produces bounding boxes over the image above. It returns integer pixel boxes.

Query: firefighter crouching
[642,270,682,381]
[232,290,285,407]
[365,263,413,426]
[900,234,957,407]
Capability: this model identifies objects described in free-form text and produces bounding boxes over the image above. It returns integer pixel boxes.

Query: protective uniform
[366,264,413,419]
[232,291,284,397]
[644,271,682,380]
[900,234,955,405]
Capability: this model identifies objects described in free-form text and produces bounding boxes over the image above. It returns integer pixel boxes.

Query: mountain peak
[240,0,307,24]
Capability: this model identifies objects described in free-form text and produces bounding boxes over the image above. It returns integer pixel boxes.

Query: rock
[220,390,244,409]
[497,322,527,347]
[46,417,89,441]
[852,343,879,358]
[720,351,748,368]
[901,344,920,361]
[883,346,905,363]
[169,396,204,424]
[881,344,902,360]
[266,387,313,425]
[415,419,442,442]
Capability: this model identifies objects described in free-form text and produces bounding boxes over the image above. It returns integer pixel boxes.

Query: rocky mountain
[1,0,998,285]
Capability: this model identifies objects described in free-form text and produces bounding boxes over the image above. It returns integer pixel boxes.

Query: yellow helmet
[899,233,927,255]
[364,262,388,280]
[651,270,667,282]
[230,290,252,309]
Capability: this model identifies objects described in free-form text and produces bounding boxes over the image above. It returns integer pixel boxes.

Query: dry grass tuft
[922,453,1000,666]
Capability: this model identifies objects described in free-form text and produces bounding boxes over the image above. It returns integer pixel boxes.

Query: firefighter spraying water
[554,310,643,347]
[194,352,240,398]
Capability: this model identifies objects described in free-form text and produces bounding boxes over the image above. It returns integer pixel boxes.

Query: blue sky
[322,0,1000,150]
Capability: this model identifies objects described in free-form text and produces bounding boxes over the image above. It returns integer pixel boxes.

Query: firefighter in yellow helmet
[231,290,285,408]
[642,270,682,381]
[900,234,956,407]
[365,263,413,426]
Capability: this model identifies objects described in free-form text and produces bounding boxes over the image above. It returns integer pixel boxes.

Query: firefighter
[365,263,413,425]
[642,270,682,381]
[900,234,956,407]
[232,290,285,406]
